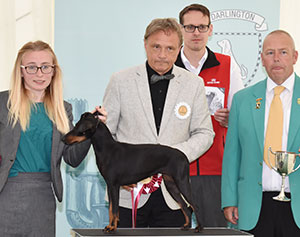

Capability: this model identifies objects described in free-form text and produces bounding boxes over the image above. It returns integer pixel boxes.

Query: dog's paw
[194,225,203,233]
[180,225,190,231]
[103,225,116,233]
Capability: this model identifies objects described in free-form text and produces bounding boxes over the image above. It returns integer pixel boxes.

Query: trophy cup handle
[293,154,300,172]
[268,147,278,171]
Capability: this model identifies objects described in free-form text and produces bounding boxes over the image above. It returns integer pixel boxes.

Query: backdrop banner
[55,0,279,236]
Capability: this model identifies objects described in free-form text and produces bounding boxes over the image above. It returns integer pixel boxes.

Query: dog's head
[62,112,99,145]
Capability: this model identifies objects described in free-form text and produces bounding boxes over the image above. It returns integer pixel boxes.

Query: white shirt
[180,46,244,109]
[262,73,295,192]
[181,46,208,75]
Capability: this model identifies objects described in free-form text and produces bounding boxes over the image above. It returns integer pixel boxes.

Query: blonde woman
[0,40,106,236]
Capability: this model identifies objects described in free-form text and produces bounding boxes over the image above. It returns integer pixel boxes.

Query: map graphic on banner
[54,1,279,236]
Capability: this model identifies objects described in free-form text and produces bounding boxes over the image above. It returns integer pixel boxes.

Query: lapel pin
[256,98,262,109]
[297,98,300,105]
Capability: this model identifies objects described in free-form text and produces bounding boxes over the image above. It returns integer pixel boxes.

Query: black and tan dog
[62,111,203,233]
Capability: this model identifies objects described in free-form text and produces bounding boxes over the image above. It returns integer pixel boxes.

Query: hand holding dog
[92,106,107,123]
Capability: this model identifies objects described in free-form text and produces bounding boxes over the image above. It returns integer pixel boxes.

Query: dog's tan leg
[190,205,203,233]
[111,213,119,231]
[104,202,115,232]
[179,203,190,230]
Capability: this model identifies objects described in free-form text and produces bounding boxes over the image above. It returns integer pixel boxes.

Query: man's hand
[92,106,108,123]
[121,184,137,191]
[224,206,239,225]
[214,108,229,127]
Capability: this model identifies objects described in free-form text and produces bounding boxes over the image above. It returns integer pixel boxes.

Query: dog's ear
[92,111,103,117]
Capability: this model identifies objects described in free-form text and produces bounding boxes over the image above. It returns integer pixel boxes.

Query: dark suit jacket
[0,90,91,202]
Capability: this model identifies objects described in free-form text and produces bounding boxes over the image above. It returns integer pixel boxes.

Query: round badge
[174,102,191,120]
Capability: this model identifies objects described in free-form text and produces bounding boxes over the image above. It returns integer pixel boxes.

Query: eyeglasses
[182,24,210,33]
[20,65,55,74]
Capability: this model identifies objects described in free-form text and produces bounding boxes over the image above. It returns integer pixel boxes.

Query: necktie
[264,85,285,168]
[150,74,175,84]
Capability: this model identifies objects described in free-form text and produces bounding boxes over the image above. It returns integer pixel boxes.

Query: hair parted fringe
[7,40,70,134]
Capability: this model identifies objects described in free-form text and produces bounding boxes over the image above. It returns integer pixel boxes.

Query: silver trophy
[268,147,300,201]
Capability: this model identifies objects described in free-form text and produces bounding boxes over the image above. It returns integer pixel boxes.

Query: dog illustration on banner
[217,39,248,81]
[210,9,268,87]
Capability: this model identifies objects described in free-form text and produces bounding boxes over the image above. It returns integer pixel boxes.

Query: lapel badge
[256,98,262,109]
[174,102,191,119]
[297,98,300,105]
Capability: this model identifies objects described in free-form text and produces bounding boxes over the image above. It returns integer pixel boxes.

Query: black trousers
[118,187,186,228]
[246,192,300,237]
[190,175,227,227]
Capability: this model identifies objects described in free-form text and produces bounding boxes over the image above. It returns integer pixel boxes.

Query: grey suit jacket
[0,91,91,202]
[103,64,214,209]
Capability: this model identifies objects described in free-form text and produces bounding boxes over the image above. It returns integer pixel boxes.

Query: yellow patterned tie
[264,86,285,168]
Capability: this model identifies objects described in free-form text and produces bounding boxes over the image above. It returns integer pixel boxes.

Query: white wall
[279,0,300,74]
[0,1,16,91]
[0,0,54,91]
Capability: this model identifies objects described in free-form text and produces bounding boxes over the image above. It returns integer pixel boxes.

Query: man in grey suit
[103,18,214,228]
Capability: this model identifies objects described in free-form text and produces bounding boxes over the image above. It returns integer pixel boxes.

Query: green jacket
[221,74,300,230]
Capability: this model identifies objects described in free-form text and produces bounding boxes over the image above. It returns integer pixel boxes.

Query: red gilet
[189,53,231,176]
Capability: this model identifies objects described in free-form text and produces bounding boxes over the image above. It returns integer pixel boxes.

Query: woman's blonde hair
[8,40,70,134]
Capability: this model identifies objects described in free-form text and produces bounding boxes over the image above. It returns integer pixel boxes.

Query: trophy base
[273,196,290,202]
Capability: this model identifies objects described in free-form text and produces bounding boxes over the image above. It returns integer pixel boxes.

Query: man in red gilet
[175,4,244,227]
